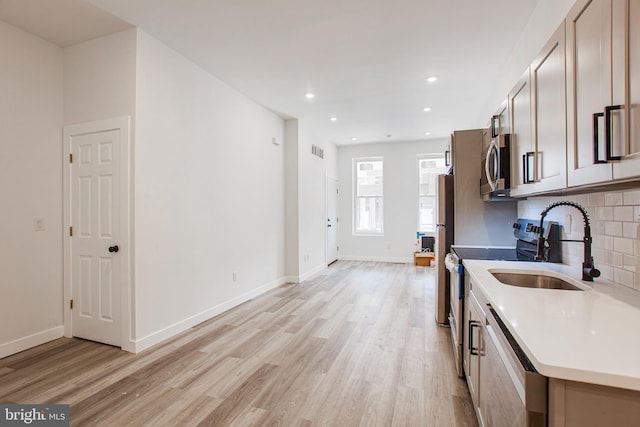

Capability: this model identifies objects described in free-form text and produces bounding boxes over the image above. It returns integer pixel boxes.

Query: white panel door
[71,130,121,346]
[326,177,338,265]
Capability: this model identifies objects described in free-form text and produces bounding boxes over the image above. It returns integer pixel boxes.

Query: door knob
[108,245,119,253]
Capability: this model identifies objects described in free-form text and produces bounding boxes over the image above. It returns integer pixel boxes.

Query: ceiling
[1,0,541,145]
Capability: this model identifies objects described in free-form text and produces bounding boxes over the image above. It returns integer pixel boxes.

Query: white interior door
[70,129,122,346]
[326,177,338,265]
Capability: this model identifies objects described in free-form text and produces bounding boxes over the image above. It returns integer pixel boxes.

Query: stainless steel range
[444,218,560,377]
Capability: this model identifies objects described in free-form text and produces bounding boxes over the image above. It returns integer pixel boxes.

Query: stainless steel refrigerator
[434,129,517,325]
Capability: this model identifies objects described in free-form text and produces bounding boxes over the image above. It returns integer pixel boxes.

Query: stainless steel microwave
[480,133,511,200]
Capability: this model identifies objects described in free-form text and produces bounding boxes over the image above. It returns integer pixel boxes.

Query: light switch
[34,217,46,231]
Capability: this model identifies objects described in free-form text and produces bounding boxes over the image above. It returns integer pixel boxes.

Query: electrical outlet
[232,272,238,282]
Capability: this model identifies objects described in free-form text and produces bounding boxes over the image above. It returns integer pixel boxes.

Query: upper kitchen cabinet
[613,0,640,179]
[510,22,567,197]
[567,0,640,186]
[491,102,510,137]
[530,22,568,193]
[508,70,533,197]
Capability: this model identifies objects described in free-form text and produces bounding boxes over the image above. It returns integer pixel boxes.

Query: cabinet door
[490,102,510,137]
[497,102,510,135]
[566,0,614,186]
[530,21,568,193]
[613,0,640,179]
[466,290,486,427]
[509,70,533,197]
[463,279,470,375]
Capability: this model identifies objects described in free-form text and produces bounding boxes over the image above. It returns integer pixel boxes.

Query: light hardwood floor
[0,261,478,426]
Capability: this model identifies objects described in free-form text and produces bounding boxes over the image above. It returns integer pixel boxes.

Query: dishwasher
[469,285,548,427]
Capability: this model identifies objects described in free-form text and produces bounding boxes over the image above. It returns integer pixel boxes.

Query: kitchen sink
[490,270,588,291]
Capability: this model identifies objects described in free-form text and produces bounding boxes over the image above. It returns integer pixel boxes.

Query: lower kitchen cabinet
[548,378,640,427]
[461,261,640,427]
[465,288,484,426]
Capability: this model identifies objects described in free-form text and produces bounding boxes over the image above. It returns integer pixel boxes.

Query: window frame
[352,156,384,236]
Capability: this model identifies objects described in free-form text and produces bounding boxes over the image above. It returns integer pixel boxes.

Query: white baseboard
[0,326,64,359]
[339,255,413,263]
[299,264,327,282]
[131,276,289,353]
[282,263,328,284]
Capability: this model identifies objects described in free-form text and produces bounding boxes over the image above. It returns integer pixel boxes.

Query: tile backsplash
[518,187,640,291]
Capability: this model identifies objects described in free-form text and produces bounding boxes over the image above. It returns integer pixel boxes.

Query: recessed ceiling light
[423,107,432,112]
[426,76,438,83]
[424,132,432,135]
[351,137,358,141]
[305,92,315,99]
[329,116,338,122]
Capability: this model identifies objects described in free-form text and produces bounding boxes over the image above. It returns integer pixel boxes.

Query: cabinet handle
[605,105,623,161]
[593,106,623,164]
[445,150,451,166]
[593,112,606,164]
[491,115,500,138]
[469,320,481,356]
[522,152,535,184]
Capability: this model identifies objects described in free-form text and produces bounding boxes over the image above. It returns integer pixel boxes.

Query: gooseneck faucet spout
[535,201,601,282]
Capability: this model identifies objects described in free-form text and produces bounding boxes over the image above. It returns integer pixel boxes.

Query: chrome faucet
[535,201,601,281]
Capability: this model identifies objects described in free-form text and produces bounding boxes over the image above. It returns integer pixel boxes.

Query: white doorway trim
[325,174,339,266]
[63,116,133,352]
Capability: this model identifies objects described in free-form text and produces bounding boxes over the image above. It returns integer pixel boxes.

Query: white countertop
[463,260,640,391]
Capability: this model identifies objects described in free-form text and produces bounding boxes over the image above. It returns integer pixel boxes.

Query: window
[418,155,448,233]
[353,157,383,235]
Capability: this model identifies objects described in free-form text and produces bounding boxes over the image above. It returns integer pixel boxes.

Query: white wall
[297,123,338,279]
[337,139,449,262]
[63,29,136,125]
[284,119,338,281]
[133,30,287,349]
[284,120,300,279]
[0,21,64,357]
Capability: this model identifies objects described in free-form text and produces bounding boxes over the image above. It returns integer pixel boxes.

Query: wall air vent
[311,144,324,159]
